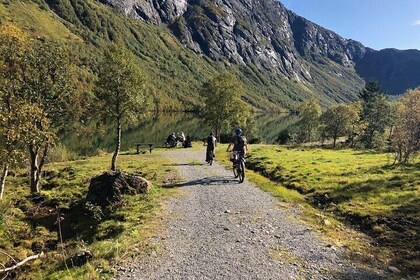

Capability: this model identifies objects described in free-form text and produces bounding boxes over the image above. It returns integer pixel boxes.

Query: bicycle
[230,151,245,183]
[206,148,214,165]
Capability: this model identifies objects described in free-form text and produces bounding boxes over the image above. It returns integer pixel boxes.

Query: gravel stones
[116,149,382,280]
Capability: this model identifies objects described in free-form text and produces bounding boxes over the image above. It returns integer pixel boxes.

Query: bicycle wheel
[233,164,238,178]
[238,160,245,183]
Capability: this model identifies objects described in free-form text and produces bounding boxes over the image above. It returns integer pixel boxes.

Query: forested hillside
[1,0,419,111]
[0,0,363,112]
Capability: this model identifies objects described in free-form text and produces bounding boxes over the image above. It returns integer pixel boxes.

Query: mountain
[1,0,419,112]
[105,0,420,96]
[356,48,420,95]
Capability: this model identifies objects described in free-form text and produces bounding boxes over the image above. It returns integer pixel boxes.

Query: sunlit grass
[227,144,419,274]
[0,150,178,279]
[246,145,419,219]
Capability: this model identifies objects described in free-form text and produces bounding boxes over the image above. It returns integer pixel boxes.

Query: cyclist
[226,128,248,158]
[205,132,217,163]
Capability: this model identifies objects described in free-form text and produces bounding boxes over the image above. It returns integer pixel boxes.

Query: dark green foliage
[297,99,321,143]
[359,81,381,101]
[359,82,393,149]
[277,130,292,144]
[319,104,358,147]
[1,0,369,113]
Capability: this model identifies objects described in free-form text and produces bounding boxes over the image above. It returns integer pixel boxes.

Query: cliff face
[356,49,420,94]
[103,0,188,24]
[103,0,419,95]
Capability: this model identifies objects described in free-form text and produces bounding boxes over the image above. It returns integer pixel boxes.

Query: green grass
[0,149,178,279]
[246,146,419,218]
[214,144,391,271]
[0,0,81,42]
[237,145,419,275]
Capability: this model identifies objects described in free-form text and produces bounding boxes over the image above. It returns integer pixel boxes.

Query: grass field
[236,145,419,274]
[0,149,178,279]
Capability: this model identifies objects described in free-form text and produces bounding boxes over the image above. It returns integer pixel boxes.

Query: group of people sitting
[166,132,192,148]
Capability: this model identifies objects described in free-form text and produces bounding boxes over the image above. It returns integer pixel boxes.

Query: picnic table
[135,143,155,154]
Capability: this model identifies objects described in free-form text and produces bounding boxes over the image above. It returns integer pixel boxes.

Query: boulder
[86,171,151,207]
[387,266,401,274]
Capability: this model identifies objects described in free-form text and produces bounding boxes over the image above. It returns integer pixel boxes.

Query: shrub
[46,143,76,163]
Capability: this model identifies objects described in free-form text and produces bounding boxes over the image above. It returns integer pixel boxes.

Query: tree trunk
[111,118,121,171]
[333,136,337,148]
[29,145,40,193]
[36,143,49,192]
[0,164,8,200]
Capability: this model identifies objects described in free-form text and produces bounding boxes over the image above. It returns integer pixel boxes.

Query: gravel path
[116,148,383,280]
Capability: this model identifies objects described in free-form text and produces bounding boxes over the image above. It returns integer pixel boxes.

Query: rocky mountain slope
[2,0,418,112]
[105,0,420,96]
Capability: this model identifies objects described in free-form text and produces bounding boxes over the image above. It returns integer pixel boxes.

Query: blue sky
[281,0,420,50]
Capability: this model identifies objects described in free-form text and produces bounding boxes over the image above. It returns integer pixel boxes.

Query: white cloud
[412,20,420,26]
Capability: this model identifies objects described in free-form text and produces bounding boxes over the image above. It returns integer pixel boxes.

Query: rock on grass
[86,171,151,207]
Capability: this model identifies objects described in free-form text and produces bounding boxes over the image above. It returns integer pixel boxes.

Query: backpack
[207,136,215,146]
[233,135,245,151]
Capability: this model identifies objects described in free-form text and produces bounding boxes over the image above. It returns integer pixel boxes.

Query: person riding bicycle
[226,128,248,159]
[205,132,217,163]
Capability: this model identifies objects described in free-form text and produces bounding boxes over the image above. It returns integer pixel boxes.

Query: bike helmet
[235,128,242,135]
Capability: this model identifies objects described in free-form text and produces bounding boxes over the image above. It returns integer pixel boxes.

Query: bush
[46,143,76,163]
[219,133,232,144]
[248,137,263,144]
[277,130,292,144]
[371,131,387,151]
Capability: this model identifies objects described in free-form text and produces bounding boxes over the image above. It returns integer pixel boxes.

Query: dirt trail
[116,148,382,279]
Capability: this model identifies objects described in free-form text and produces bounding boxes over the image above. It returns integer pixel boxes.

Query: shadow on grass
[246,156,419,276]
[313,176,419,275]
[352,150,385,155]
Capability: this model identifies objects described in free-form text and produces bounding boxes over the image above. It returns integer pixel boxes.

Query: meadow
[240,145,419,273]
[0,149,178,279]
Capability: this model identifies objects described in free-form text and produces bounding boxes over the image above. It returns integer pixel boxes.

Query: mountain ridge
[1,0,418,113]
[104,0,419,95]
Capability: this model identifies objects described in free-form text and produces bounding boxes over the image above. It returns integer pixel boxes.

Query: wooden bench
[135,143,155,154]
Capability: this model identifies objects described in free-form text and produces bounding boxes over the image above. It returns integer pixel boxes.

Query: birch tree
[201,73,250,142]
[95,42,147,171]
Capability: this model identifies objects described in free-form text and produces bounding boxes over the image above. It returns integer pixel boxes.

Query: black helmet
[235,128,242,135]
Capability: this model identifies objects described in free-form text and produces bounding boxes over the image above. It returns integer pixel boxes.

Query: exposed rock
[102,0,420,95]
[387,266,401,274]
[86,171,151,207]
[102,0,365,83]
[105,0,187,24]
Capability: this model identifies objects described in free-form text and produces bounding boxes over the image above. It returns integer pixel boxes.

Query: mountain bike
[206,149,214,165]
[231,151,245,183]
[205,146,215,165]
